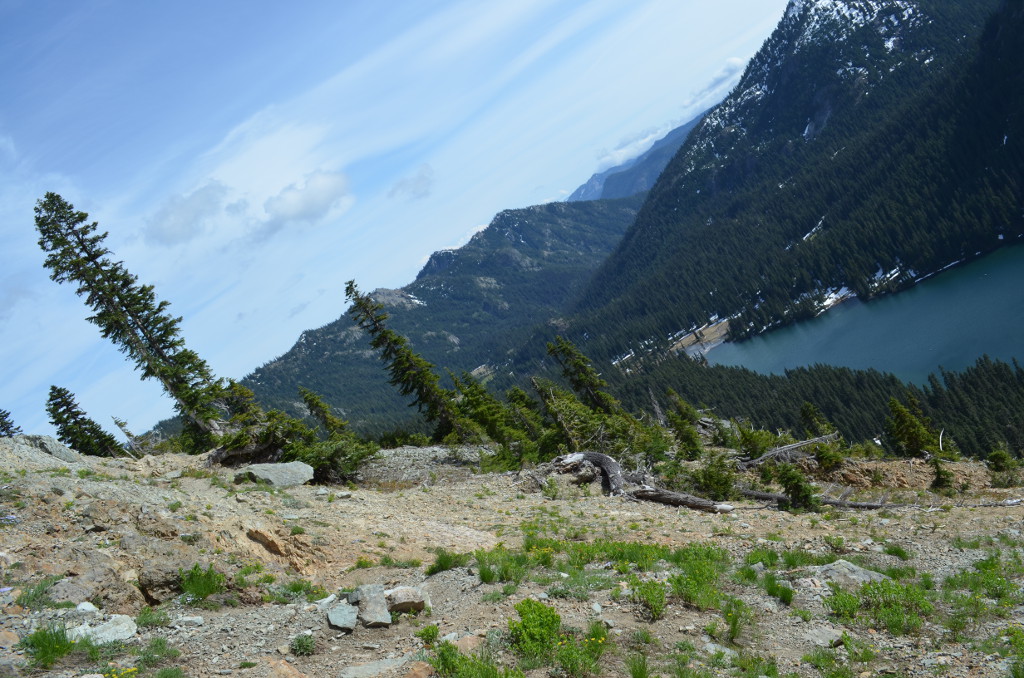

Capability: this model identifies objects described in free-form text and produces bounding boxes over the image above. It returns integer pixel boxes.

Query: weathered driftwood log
[552,452,625,495]
[549,451,732,513]
[629,486,733,513]
[736,432,840,471]
[739,487,890,510]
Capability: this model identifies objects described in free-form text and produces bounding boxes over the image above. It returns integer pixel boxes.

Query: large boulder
[68,614,137,644]
[234,462,314,488]
[327,601,359,632]
[1,435,81,464]
[353,584,391,628]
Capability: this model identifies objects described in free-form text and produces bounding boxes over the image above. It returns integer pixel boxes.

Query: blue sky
[0,0,789,437]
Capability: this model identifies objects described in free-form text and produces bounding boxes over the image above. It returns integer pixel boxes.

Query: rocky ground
[1,436,1022,678]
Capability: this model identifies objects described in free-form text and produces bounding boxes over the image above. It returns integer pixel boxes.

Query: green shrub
[775,463,819,512]
[823,583,859,621]
[426,549,471,576]
[429,641,525,678]
[135,636,181,670]
[179,563,226,603]
[722,597,752,643]
[860,579,934,635]
[688,451,736,501]
[15,576,73,610]
[745,548,779,567]
[18,623,76,668]
[883,544,911,561]
[290,633,315,656]
[631,579,667,621]
[762,573,793,605]
[416,624,440,647]
[508,598,561,661]
[555,625,607,678]
[136,605,171,627]
[625,652,654,678]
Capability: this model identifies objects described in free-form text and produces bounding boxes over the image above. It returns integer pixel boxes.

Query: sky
[0,0,790,438]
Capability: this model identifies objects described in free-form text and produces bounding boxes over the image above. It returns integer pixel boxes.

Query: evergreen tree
[546,336,620,414]
[884,397,945,458]
[34,193,225,435]
[0,409,22,437]
[283,388,378,482]
[45,386,122,457]
[345,280,468,441]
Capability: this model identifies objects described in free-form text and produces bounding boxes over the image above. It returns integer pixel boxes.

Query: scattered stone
[386,586,428,613]
[176,615,205,627]
[327,601,359,632]
[703,642,737,658]
[234,462,314,488]
[267,658,310,677]
[77,601,99,613]
[0,629,19,648]
[139,560,187,604]
[68,614,137,643]
[404,660,435,678]
[339,654,413,678]
[47,578,91,605]
[591,602,602,614]
[455,634,484,654]
[801,560,889,589]
[355,584,391,628]
[804,626,844,647]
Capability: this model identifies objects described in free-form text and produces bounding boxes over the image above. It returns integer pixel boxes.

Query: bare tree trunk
[629,487,733,513]
[737,432,840,471]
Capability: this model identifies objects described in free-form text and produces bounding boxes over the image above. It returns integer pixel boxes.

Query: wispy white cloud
[261,170,353,236]
[144,181,228,246]
[388,163,434,202]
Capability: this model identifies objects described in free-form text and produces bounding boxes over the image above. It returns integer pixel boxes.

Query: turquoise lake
[707,244,1024,384]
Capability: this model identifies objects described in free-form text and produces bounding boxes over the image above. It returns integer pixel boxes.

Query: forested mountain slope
[570,0,1021,361]
[242,197,642,433]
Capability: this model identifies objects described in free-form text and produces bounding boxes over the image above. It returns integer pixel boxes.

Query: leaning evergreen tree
[46,386,123,457]
[0,409,22,437]
[344,280,469,441]
[34,193,225,438]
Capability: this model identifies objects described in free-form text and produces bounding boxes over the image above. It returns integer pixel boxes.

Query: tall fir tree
[0,409,22,437]
[34,193,224,434]
[344,280,467,441]
[46,386,122,457]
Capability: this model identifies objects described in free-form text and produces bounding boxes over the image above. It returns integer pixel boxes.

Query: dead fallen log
[738,487,891,510]
[547,451,732,513]
[628,486,733,513]
[736,432,840,471]
[552,451,625,495]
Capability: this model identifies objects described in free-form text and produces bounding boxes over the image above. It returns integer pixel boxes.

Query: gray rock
[803,626,843,647]
[354,584,391,628]
[327,602,359,631]
[591,602,602,615]
[234,461,314,488]
[68,614,137,643]
[803,559,889,589]
[48,579,91,605]
[176,616,204,627]
[2,434,81,463]
[338,654,412,678]
[316,593,338,609]
[138,560,186,604]
[76,601,100,613]
[703,642,738,658]
[385,586,428,613]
